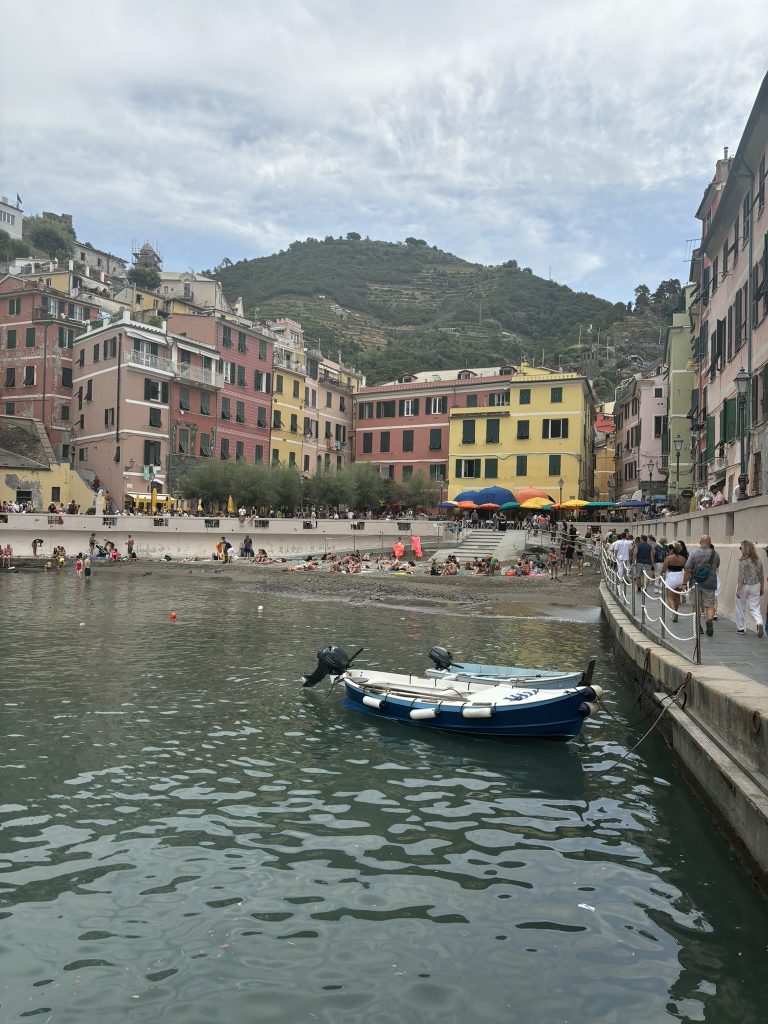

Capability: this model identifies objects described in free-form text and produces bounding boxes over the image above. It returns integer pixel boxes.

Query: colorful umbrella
[520,497,554,509]
[559,499,589,509]
[477,502,500,509]
[150,487,157,515]
[499,501,521,510]
[585,501,615,508]
[227,494,235,515]
[457,500,479,509]
[197,499,204,513]
[515,486,556,504]
[453,490,480,502]
[439,500,459,507]
[475,486,515,505]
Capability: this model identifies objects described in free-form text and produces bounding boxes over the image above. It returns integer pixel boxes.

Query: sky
[1,1,766,303]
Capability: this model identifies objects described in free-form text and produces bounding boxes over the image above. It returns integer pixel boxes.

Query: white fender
[462,706,493,718]
[410,707,438,720]
[362,695,385,709]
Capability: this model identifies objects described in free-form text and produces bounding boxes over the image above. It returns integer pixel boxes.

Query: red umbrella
[457,500,479,509]
[477,502,500,509]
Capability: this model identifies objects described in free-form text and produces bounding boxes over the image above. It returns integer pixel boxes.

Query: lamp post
[673,434,683,507]
[734,367,750,477]
[558,477,564,505]
[647,458,656,504]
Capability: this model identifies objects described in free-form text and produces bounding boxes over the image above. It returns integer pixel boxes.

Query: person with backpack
[683,535,720,636]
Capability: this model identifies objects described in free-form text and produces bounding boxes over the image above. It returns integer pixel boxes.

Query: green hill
[213,237,674,396]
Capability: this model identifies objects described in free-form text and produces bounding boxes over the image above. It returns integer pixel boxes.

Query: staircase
[435,528,505,561]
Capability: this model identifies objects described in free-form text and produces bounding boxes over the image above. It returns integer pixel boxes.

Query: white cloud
[1,0,766,301]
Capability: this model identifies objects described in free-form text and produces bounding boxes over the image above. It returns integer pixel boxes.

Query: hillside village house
[353,364,594,501]
[691,71,768,499]
[614,366,668,501]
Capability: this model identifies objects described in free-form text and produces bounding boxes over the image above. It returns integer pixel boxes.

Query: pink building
[353,366,515,483]
[614,366,668,501]
[692,72,768,497]
[0,276,97,458]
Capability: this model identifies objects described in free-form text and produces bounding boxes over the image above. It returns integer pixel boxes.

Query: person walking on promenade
[735,540,765,637]
[632,534,654,592]
[611,531,633,583]
[661,541,688,622]
[683,535,720,637]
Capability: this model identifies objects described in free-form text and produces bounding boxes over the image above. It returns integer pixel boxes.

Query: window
[8,298,20,314]
[61,368,73,388]
[200,392,210,415]
[516,455,527,476]
[288,413,298,433]
[399,398,419,416]
[274,374,284,393]
[236,401,245,423]
[429,428,442,451]
[6,329,16,349]
[25,327,35,348]
[4,367,14,388]
[427,396,447,415]
[222,325,232,348]
[485,458,498,478]
[79,447,88,462]
[339,396,346,412]
[466,394,478,408]
[653,415,667,438]
[486,419,500,444]
[85,379,93,401]
[403,429,414,452]
[654,387,663,398]
[4,401,14,414]
[429,464,444,481]
[362,432,373,454]
[379,431,391,453]
[237,365,246,388]
[325,421,333,439]
[271,449,280,465]
[143,440,160,466]
[461,419,476,444]
[237,331,247,354]
[548,454,561,475]
[23,366,35,387]
[177,428,190,454]
[550,386,563,403]
[77,386,83,410]
[326,391,333,408]
[103,337,116,359]
[144,378,168,402]
[402,465,413,480]
[517,419,529,440]
[199,433,210,456]
[456,458,481,478]
[221,398,231,420]
[292,380,300,398]
[273,409,282,429]
[60,404,69,421]
[254,370,271,392]
[179,387,190,411]
[221,361,235,384]
[58,327,74,348]
[78,349,85,367]
[376,400,396,418]
[257,407,267,428]
[258,338,267,360]
[255,445,264,463]
[93,343,100,363]
[149,408,162,428]
[489,391,509,406]
[288,450,296,467]
[104,408,115,428]
[236,441,245,460]
[221,438,230,460]
[542,418,568,439]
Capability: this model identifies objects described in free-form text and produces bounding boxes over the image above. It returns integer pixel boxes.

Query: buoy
[79,622,85,627]
[257,605,264,611]
[170,611,177,621]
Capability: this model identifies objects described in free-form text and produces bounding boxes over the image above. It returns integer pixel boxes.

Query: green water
[1,569,766,1023]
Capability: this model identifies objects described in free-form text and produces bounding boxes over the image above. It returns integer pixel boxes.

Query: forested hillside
[211,236,679,397]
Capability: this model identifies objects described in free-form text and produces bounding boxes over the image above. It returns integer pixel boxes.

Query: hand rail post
[695,587,702,665]
[660,579,666,640]
[631,569,636,617]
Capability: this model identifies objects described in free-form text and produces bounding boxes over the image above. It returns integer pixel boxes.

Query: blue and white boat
[424,645,596,690]
[302,646,601,739]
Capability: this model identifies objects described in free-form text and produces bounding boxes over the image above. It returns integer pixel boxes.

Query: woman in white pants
[735,540,765,637]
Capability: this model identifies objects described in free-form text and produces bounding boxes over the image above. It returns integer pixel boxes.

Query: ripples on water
[1,569,767,1023]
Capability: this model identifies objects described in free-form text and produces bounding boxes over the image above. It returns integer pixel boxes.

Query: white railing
[600,548,702,663]
[123,349,175,374]
[178,364,224,389]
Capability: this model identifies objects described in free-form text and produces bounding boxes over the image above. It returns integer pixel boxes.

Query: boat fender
[461,706,493,719]
[410,707,439,720]
[362,695,385,709]
[580,685,603,702]
[577,701,601,718]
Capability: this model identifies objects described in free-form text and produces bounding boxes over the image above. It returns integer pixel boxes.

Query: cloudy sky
[2,1,766,302]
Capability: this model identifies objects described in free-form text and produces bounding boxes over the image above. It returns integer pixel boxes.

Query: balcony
[178,363,224,390]
[273,351,303,372]
[123,349,175,375]
[319,370,353,392]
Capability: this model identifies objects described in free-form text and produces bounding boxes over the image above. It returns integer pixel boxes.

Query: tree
[127,265,161,291]
[0,229,30,261]
[651,278,682,316]
[633,284,651,311]
[346,232,361,241]
[23,215,75,261]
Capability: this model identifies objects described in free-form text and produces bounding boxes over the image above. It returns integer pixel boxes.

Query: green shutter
[705,415,715,461]
[725,397,737,443]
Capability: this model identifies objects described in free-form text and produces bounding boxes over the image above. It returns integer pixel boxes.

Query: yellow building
[447,364,594,501]
[269,325,306,470]
[0,414,96,510]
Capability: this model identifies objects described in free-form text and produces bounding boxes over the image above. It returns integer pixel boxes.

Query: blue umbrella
[476,486,515,505]
[453,490,480,502]
[617,499,649,508]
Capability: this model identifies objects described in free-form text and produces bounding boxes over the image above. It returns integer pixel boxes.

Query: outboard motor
[428,645,454,672]
[302,645,353,688]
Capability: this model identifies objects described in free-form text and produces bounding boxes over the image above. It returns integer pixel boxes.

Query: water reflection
[0,571,766,1023]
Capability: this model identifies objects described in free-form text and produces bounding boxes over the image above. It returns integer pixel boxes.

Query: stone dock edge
[600,583,768,892]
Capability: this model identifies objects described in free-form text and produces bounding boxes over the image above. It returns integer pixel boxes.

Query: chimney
[724,146,729,160]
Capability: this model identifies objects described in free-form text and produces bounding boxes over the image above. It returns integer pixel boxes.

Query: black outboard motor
[428,645,454,672]
[302,645,352,688]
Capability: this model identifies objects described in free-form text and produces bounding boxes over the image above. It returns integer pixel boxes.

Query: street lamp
[734,366,750,477]
[647,458,656,503]
[558,477,564,504]
[673,434,683,506]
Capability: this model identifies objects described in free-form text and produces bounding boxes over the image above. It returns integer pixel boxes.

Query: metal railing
[601,548,702,664]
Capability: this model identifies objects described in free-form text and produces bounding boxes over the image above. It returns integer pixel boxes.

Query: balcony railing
[178,363,224,389]
[319,371,353,392]
[123,349,175,374]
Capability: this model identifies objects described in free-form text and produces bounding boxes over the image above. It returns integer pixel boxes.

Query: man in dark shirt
[632,534,654,591]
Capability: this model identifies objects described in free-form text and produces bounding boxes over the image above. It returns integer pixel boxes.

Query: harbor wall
[601,583,768,891]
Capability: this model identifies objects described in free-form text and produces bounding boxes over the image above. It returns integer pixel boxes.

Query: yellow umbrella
[520,496,553,509]
[151,487,157,515]
[101,494,108,513]
[227,494,235,515]
[559,499,589,509]
[197,499,204,514]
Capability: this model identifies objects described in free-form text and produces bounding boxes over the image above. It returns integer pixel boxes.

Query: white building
[0,194,23,240]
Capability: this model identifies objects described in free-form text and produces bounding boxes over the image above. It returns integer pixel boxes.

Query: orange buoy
[170,611,177,621]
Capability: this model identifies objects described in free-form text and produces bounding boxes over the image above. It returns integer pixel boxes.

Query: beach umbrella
[150,487,157,514]
[559,499,589,509]
[197,499,204,514]
[439,500,458,507]
[476,486,515,505]
[585,501,615,508]
[457,500,479,509]
[477,502,500,509]
[227,494,235,515]
[520,497,553,509]
[453,490,480,502]
[499,501,521,510]
[617,499,649,508]
[515,486,556,504]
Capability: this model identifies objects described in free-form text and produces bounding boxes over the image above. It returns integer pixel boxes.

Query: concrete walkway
[610,576,768,684]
